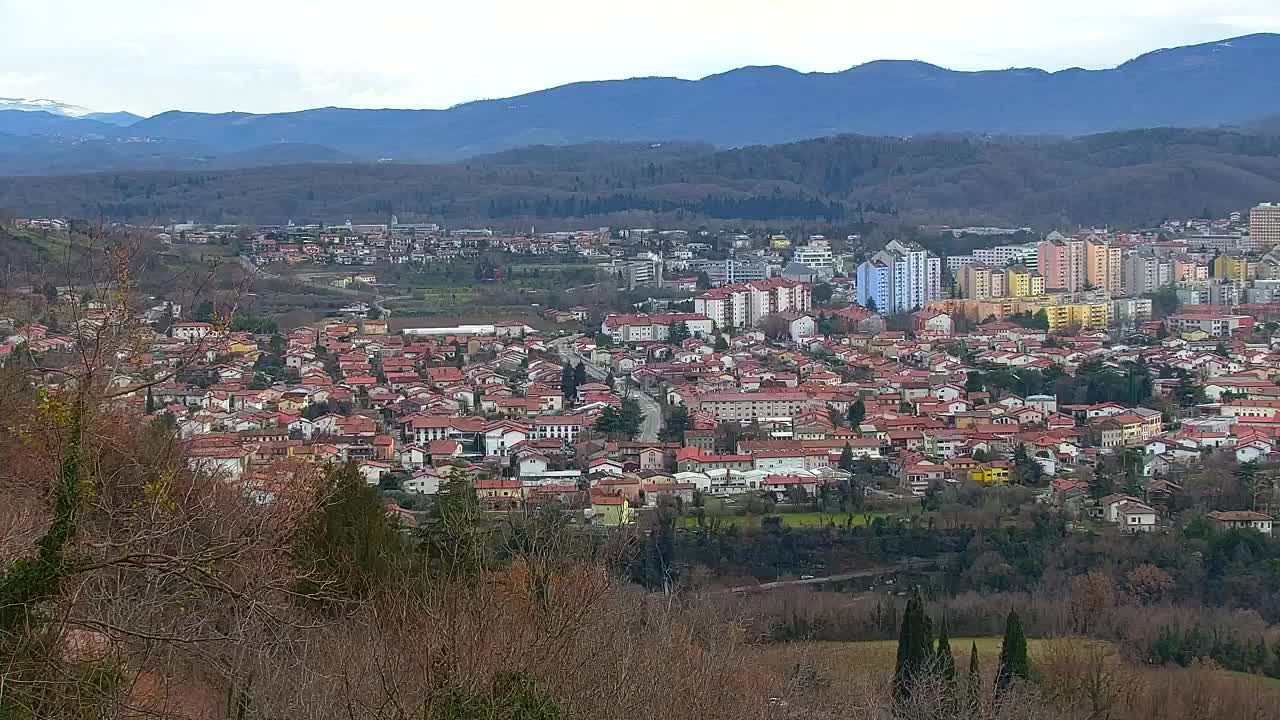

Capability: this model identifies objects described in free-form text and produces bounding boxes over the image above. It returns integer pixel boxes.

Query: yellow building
[1213,254,1250,281]
[969,462,1011,485]
[1004,267,1044,298]
[1042,303,1112,330]
[1005,268,1030,297]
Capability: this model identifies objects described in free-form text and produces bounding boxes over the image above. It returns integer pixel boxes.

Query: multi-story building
[1004,266,1044,298]
[792,240,835,278]
[1212,253,1251,281]
[694,278,811,330]
[1125,253,1173,296]
[1248,203,1280,252]
[973,242,1039,267]
[690,391,823,422]
[1037,232,1087,291]
[1042,303,1112,330]
[600,313,715,343]
[689,258,773,286]
[856,240,941,313]
[1164,312,1248,337]
[855,259,891,312]
[958,264,993,300]
[1085,237,1123,295]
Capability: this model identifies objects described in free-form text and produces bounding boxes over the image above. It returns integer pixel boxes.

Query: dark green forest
[3,128,1280,228]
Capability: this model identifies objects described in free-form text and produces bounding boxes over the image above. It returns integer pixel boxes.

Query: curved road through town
[552,336,663,443]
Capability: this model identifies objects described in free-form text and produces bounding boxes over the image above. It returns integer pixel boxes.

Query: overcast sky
[2,0,1278,116]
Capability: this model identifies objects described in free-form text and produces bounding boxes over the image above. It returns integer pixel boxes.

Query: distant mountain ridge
[1,33,1280,174]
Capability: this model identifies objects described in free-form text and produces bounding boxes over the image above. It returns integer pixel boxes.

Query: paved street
[552,336,663,443]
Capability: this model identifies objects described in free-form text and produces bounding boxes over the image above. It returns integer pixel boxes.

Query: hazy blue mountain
[84,111,145,126]
[2,33,1280,174]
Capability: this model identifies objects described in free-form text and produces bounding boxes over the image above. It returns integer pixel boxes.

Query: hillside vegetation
[2,128,1280,227]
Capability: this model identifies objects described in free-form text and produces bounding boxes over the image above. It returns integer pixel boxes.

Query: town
[4,203,1280,542]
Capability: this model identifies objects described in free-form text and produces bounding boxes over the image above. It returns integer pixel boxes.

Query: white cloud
[0,0,1276,115]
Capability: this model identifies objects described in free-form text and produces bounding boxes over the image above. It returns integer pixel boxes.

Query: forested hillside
[2,128,1280,227]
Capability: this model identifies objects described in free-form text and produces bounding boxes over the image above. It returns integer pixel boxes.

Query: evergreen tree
[846,399,865,426]
[573,362,587,388]
[995,610,1030,694]
[145,387,156,414]
[967,642,981,713]
[561,364,577,401]
[295,463,407,602]
[713,334,729,352]
[838,442,855,473]
[669,321,691,345]
[893,587,932,702]
[937,619,958,716]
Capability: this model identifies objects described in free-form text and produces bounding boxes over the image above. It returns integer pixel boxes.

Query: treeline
[487,191,847,220]
[6,127,1280,227]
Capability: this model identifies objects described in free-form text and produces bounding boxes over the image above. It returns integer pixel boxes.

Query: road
[551,336,663,443]
[718,559,942,595]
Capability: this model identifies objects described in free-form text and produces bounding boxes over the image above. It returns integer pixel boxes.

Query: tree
[893,586,932,703]
[967,642,981,713]
[296,463,407,602]
[420,468,489,577]
[573,362,587,388]
[812,282,833,304]
[1088,468,1114,500]
[995,610,1030,693]
[668,321,691,345]
[662,405,690,442]
[865,295,878,313]
[838,442,855,473]
[760,313,790,341]
[936,618,958,715]
[145,386,156,414]
[713,334,729,352]
[846,399,865,426]
[695,271,712,290]
[1215,341,1231,358]
[561,364,577,401]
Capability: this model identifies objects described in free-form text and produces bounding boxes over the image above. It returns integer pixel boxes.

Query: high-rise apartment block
[855,240,941,313]
[1248,203,1280,252]
[1037,232,1087,292]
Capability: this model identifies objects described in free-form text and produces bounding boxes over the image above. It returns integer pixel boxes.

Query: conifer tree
[936,619,958,716]
[995,610,1030,694]
[893,587,931,702]
[967,641,981,713]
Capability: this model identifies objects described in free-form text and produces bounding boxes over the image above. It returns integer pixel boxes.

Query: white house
[1207,510,1273,536]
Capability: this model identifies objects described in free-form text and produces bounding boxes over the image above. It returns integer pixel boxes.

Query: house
[901,461,947,497]
[589,495,635,526]
[357,460,392,485]
[474,479,525,509]
[1206,510,1273,536]
[1115,501,1159,533]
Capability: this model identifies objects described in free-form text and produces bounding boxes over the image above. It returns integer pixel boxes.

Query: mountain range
[2,33,1280,175]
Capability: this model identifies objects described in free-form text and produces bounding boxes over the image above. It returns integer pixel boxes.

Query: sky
[1,0,1279,117]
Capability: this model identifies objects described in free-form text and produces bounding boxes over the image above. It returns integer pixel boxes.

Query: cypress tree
[967,641,981,713]
[936,619,956,681]
[145,386,156,414]
[936,619,957,717]
[893,587,931,702]
[995,610,1030,693]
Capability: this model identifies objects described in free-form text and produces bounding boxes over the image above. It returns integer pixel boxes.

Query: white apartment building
[694,278,812,330]
[600,313,715,343]
[793,240,835,277]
